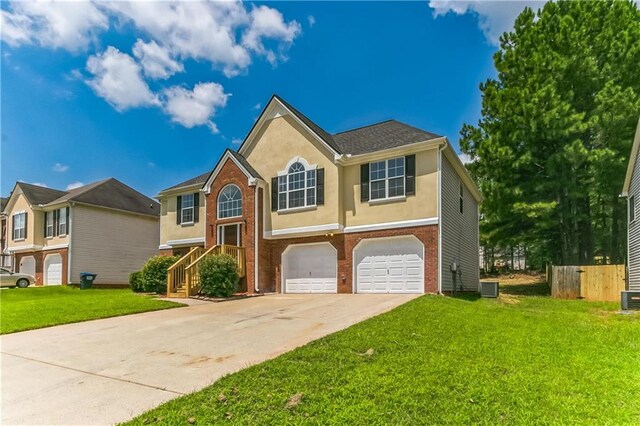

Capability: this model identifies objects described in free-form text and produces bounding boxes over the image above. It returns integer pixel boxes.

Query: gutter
[437,142,444,294]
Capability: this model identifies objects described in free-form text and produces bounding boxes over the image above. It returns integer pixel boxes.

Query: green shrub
[141,255,180,293]
[198,254,239,298]
[129,271,144,292]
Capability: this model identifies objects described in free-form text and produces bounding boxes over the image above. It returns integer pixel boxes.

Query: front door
[218,224,241,246]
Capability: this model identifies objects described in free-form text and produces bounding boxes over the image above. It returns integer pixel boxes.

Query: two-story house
[159,95,482,297]
[3,179,160,286]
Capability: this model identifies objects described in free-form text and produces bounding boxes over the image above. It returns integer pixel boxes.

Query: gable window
[278,162,316,210]
[58,207,68,235]
[45,211,55,238]
[181,193,194,223]
[218,185,242,219]
[459,181,464,214]
[369,157,405,200]
[631,195,636,223]
[13,212,26,240]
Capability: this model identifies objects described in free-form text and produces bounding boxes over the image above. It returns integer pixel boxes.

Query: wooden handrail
[180,245,246,297]
[166,246,204,295]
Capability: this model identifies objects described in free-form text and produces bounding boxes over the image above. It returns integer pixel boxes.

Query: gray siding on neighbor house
[628,153,640,291]
[70,205,159,285]
[440,153,480,292]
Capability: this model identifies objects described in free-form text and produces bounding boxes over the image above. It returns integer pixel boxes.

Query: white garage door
[45,254,62,285]
[283,243,337,293]
[19,256,36,277]
[355,236,424,294]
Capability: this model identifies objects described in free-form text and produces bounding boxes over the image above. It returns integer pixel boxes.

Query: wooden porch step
[167,291,186,298]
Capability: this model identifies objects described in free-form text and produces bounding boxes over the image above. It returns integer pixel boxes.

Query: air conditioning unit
[480,281,499,298]
[621,291,640,310]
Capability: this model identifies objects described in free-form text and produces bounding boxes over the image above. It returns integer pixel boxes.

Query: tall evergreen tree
[462,0,640,267]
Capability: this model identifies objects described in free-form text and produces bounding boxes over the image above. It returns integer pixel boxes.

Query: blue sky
[0,1,543,198]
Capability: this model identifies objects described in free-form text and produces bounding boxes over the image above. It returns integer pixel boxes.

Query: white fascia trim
[622,116,640,196]
[159,244,172,250]
[203,151,257,193]
[343,217,438,234]
[337,138,444,165]
[42,243,69,251]
[165,237,205,246]
[8,244,43,252]
[265,223,343,239]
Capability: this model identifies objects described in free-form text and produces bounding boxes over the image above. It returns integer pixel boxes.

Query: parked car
[0,268,34,288]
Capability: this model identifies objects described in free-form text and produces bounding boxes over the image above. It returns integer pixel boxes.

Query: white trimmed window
[45,211,54,238]
[13,213,26,240]
[181,193,194,223]
[278,162,316,210]
[58,207,68,235]
[218,185,242,219]
[370,157,405,200]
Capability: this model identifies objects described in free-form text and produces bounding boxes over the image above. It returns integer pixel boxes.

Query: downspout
[253,182,261,293]
[437,141,446,294]
[67,203,73,284]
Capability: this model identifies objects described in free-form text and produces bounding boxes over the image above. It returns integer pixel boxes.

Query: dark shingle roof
[161,171,210,192]
[18,182,68,205]
[228,150,263,179]
[0,197,8,211]
[332,120,442,155]
[51,178,159,217]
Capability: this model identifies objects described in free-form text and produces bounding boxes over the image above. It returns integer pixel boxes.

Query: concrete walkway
[1,294,418,425]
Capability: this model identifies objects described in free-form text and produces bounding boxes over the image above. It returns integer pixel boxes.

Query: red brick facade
[14,248,69,286]
[263,225,438,294]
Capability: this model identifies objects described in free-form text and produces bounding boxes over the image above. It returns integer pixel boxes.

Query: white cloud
[31,182,48,188]
[458,152,473,165]
[231,137,243,145]
[52,162,68,172]
[132,39,184,80]
[429,0,544,45]
[66,181,84,190]
[308,15,316,28]
[162,82,230,133]
[0,1,108,51]
[86,46,159,111]
[147,162,156,168]
[242,5,301,65]
[253,103,262,110]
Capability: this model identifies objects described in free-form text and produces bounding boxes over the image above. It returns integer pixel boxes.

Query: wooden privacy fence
[549,264,626,302]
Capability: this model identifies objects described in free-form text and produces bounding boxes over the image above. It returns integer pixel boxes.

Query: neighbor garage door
[283,243,337,293]
[355,236,424,293]
[45,254,62,285]
[19,256,36,277]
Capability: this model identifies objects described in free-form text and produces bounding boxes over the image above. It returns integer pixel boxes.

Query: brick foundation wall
[14,248,69,286]
[261,225,438,294]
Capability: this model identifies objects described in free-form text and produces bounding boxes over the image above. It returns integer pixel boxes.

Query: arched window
[218,184,242,219]
[278,161,316,210]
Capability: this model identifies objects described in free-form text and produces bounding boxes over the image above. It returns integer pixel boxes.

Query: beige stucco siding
[159,191,205,246]
[6,193,37,249]
[70,205,159,284]
[243,115,340,231]
[343,148,439,227]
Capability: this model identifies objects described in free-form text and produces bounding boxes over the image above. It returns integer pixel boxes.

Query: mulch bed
[189,292,264,303]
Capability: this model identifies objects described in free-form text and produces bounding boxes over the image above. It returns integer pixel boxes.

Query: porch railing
[181,245,246,297]
[166,247,204,295]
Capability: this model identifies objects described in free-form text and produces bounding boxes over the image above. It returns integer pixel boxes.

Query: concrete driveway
[1,293,418,425]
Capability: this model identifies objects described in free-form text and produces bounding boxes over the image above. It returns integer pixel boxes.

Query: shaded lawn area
[127,291,640,425]
[1,286,182,334]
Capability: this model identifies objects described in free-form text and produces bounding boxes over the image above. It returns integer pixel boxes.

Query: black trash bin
[79,272,97,289]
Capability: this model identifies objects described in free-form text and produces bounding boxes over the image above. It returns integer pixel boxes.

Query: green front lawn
[127,283,640,425]
[1,286,182,334]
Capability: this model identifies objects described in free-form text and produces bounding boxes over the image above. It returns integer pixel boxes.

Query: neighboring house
[158,95,482,296]
[2,179,160,286]
[0,197,10,268]
[622,116,640,291]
